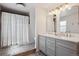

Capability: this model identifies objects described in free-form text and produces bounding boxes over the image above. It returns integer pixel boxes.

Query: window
[60,21,67,32]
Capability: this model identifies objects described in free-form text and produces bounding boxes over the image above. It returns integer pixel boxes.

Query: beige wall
[35,7,48,49]
[29,8,35,44]
[35,7,48,35]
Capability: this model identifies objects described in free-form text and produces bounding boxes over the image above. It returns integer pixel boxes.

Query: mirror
[46,5,79,34]
[46,14,57,33]
[59,6,79,33]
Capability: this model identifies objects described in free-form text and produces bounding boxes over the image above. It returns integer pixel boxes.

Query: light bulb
[65,4,71,10]
[49,11,54,15]
[60,7,63,11]
[65,4,69,8]
[49,12,52,15]
[55,9,58,14]
[68,7,71,10]
[51,11,55,14]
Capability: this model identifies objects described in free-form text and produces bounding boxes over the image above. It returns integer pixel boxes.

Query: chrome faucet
[69,33,71,37]
[66,33,68,37]
[66,32,71,37]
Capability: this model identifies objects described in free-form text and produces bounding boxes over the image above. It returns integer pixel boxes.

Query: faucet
[68,33,71,37]
[66,32,71,37]
[66,32,68,37]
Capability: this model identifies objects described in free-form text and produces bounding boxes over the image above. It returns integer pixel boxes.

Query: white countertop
[39,33,79,43]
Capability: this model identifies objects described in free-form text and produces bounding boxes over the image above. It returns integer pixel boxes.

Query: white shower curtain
[1,12,29,47]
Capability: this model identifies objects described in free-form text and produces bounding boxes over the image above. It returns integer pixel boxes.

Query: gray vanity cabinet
[46,37,55,56]
[38,35,79,56]
[56,39,78,56]
[38,35,46,54]
[38,35,56,56]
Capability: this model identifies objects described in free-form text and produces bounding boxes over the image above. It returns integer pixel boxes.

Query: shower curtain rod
[0,5,29,16]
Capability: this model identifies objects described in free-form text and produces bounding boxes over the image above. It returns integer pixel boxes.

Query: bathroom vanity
[38,33,79,56]
[37,5,79,56]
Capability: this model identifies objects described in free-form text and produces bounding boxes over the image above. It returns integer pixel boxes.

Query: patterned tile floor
[29,53,45,56]
[28,51,45,56]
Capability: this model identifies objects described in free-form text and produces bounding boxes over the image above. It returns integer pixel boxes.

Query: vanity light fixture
[49,3,71,15]
[64,4,71,10]
[59,5,63,11]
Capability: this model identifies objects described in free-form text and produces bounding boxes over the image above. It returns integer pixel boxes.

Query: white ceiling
[0,3,63,13]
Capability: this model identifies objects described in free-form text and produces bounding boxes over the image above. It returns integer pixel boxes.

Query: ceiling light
[16,3,26,7]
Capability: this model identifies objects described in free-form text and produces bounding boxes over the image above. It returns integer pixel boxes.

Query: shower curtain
[1,12,29,47]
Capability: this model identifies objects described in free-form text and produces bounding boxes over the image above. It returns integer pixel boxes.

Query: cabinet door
[46,37,55,56]
[46,47,55,56]
[56,44,77,56]
[56,39,77,51]
[38,36,46,54]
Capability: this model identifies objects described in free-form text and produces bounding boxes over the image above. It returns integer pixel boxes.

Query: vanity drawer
[56,44,77,56]
[46,37,55,43]
[56,39,78,51]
